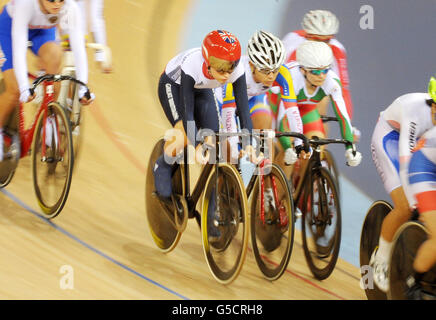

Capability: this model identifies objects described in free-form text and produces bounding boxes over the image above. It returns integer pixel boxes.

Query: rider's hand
[195,142,211,165]
[78,86,95,105]
[284,147,298,165]
[20,89,36,104]
[240,145,263,165]
[345,148,362,167]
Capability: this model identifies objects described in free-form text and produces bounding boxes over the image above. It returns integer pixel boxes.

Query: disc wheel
[145,139,183,253]
[359,200,392,300]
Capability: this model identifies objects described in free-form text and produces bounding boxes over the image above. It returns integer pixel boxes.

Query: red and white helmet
[202,30,241,69]
[302,10,339,36]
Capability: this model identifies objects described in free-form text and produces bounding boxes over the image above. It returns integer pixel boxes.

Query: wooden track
[0,0,366,300]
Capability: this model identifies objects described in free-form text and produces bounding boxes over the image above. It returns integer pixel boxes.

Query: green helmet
[429,77,436,102]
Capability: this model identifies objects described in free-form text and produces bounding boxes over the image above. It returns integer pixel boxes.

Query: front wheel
[201,163,249,284]
[32,101,74,219]
[250,163,295,281]
[302,166,341,280]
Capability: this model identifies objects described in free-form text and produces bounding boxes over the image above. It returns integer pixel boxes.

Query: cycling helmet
[247,30,285,71]
[296,40,333,69]
[302,10,339,36]
[429,77,436,103]
[202,30,241,70]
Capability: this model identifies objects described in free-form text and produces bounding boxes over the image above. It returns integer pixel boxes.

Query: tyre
[250,163,295,281]
[302,166,341,280]
[32,102,74,219]
[201,162,249,284]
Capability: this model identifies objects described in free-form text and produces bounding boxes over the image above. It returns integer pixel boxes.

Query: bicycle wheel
[0,106,20,188]
[201,162,249,284]
[322,149,340,194]
[145,139,183,253]
[388,222,431,300]
[32,101,74,219]
[251,163,294,281]
[359,200,392,300]
[301,166,341,280]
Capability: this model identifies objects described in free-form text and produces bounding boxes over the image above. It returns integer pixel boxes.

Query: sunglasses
[306,34,333,43]
[257,67,280,75]
[308,68,329,76]
[46,0,64,3]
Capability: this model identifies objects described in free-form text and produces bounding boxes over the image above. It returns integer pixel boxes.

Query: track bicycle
[145,132,251,284]
[0,74,90,219]
[245,130,309,281]
[292,136,357,280]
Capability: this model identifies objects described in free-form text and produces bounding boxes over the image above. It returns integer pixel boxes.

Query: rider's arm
[330,40,353,120]
[326,74,354,147]
[66,1,88,87]
[11,0,33,101]
[180,70,196,142]
[276,66,303,146]
[233,74,253,132]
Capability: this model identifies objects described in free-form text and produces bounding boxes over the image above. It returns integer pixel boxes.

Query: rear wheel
[201,163,249,284]
[388,221,433,300]
[359,200,392,300]
[32,102,74,219]
[251,163,295,281]
[145,139,183,252]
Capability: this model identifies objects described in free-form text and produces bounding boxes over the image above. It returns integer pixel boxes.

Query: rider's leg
[37,41,63,99]
[414,211,436,273]
[0,70,19,128]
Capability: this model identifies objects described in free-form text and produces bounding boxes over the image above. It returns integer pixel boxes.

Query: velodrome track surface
[0,0,366,299]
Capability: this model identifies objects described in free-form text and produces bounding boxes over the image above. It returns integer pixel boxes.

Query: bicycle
[145,132,250,284]
[0,74,90,219]
[293,136,356,280]
[359,200,392,300]
[245,130,309,281]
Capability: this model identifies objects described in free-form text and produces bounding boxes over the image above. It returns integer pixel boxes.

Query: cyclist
[153,30,255,205]
[406,123,436,299]
[279,40,361,169]
[216,30,306,186]
[282,9,359,140]
[0,0,93,162]
[74,0,112,72]
[369,77,436,293]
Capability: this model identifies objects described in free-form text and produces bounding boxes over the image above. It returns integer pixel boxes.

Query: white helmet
[302,10,339,36]
[296,40,333,69]
[247,30,285,70]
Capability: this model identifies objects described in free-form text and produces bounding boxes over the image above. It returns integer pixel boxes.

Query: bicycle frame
[18,79,56,159]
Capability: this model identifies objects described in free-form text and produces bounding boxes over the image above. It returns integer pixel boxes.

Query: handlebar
[321,115,338,123]
[29,74,91,100]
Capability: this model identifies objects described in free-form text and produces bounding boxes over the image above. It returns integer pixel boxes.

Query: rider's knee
[39,43,63,72]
